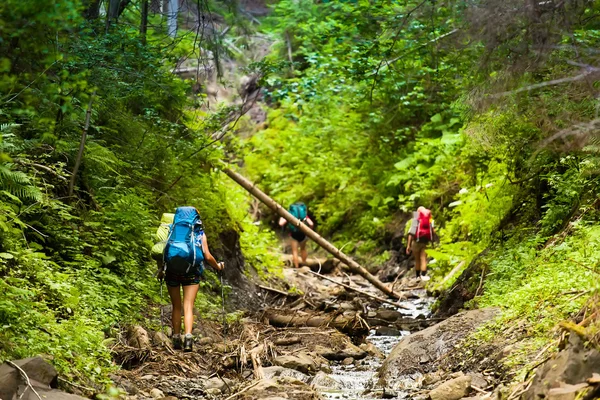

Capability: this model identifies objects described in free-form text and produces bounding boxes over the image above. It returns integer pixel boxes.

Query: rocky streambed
[3,263,599,400]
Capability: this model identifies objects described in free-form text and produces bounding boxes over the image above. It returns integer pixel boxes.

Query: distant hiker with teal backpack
[153,206,224,352]
[278,202,314,268]
[406,206,435,282]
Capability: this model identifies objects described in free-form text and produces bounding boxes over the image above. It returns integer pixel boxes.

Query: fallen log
[221,164,399,299]
[307,270,410,310]
[264,309,369,336]
[273,336,301,346]
[280,254,338,273]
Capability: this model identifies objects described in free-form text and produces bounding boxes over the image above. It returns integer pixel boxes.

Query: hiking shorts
[290,230,307,243]
[412,241,428,253]
[165,274,201,287]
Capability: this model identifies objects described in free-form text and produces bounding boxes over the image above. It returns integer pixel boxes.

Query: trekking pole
[219,269,228,343]
[159,278,166,335]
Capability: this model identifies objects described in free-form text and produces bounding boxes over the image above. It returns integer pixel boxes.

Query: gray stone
[524,334,600,400]
[198,337,214,346]
[205,388,221,396]
[310,372,341,389]
[0,357,61,400]
[547,383,589,400]
[273,353,319,374]
[428,375,472,400]
[376,309,404,322]
[204,376,234,392]
[150,388,165,399]
[467,372,489,390]
[360,342,385,359]
[262,366,310,382]
[375,326,402,336]
[314,344,367,361]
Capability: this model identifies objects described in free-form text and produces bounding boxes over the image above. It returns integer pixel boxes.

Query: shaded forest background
[0,0,599,391]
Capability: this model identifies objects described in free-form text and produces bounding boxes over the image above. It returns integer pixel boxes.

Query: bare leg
[300,241,308,265]
[182,284,200,335]
[420,249,428,272]
[291,239,300,268]
[167,285,182,335]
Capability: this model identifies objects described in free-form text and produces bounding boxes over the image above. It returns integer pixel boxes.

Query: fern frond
[0,165,42,202]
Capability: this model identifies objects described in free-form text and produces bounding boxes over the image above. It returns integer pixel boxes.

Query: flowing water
[320,289,435,400]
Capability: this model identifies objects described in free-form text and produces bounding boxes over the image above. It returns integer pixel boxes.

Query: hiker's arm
[305,216,314,228]
[202,234,224,271]
[406,235,413,254]
[156,259,164,280]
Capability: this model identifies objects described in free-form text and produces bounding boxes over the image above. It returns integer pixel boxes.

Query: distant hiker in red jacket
[406,206,435,282]
[279,202,314,268]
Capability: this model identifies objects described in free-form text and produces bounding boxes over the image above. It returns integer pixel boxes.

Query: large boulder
[377,308,499,390]
[273,353,320,374]
[0,357,87,400]
[314,343,367,361]
[523,333,600,400]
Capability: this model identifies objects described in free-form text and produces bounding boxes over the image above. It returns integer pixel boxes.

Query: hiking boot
[172,334,182,350]
[421,275,431,282]
[183,334,193,352]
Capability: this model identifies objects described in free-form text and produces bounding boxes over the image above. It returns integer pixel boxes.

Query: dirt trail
[110,261,435,400]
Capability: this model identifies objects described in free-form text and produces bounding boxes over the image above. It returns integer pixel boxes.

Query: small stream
[321,289,435,400]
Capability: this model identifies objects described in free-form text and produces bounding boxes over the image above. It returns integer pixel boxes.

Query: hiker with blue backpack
[154,207,224,352]
[278,202,314,268]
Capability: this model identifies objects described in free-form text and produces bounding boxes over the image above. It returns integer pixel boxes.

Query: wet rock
[523,334,600,400]
[428,375,472,400]
[342,357,354,365]
[310,372,341,390]
[376,309,404,322]
[320,364,332,373]
[360,342,385,359]
[375,326,402,336]
[263,366,310,382]
[314,344,367,361]
[150,388,165,399]
[273,353,319,374]
[377,308,499,391]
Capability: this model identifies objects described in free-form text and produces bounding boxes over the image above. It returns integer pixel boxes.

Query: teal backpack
[288,202,308,232]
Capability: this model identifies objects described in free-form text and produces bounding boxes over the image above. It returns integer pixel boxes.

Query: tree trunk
[167,0,178,37]
[140,0,149,45]
[264,310,369,336]
[220,165,400,299]
[105,0,121,32]
[84,0,102,19]
[68,94,94,199]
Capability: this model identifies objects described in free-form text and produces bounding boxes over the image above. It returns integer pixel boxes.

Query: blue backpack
[288,202,308,232]
[163,207,205,275]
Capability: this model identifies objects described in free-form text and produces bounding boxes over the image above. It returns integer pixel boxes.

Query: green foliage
[0,0,278,389]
